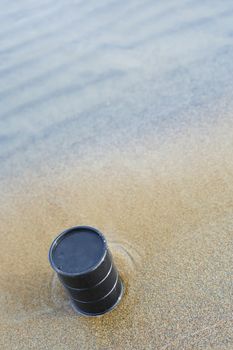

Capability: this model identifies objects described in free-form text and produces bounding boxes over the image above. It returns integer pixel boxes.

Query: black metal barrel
[49,226,123,316]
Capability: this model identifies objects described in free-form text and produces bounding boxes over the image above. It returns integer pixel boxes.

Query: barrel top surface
[50,226,106,275]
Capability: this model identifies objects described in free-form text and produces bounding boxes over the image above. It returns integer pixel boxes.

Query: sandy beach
[1,0,233,348]
[1,110,233,349]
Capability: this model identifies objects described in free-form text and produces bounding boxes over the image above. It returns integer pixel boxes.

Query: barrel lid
[49,226,107,276]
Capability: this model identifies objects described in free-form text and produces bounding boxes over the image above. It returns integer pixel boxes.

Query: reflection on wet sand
[1,115,233,349]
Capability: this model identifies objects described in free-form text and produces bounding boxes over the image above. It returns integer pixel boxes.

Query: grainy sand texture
[1,112,233,349]
[1,0,233,349]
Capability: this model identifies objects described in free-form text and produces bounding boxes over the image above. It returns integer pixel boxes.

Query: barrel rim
[49,225,108,277]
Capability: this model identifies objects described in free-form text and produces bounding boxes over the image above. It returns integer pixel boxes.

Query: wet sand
[1,112,233,349]
[1,1,233,348]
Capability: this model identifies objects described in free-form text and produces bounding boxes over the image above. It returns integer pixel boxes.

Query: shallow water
[1,1,233,349]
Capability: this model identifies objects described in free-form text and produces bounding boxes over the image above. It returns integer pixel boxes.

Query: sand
[1,1,233,348]
[1,112,233,349]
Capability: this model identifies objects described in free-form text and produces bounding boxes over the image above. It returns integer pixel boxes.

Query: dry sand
[1,0,233,348]
[1,110,233,349]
